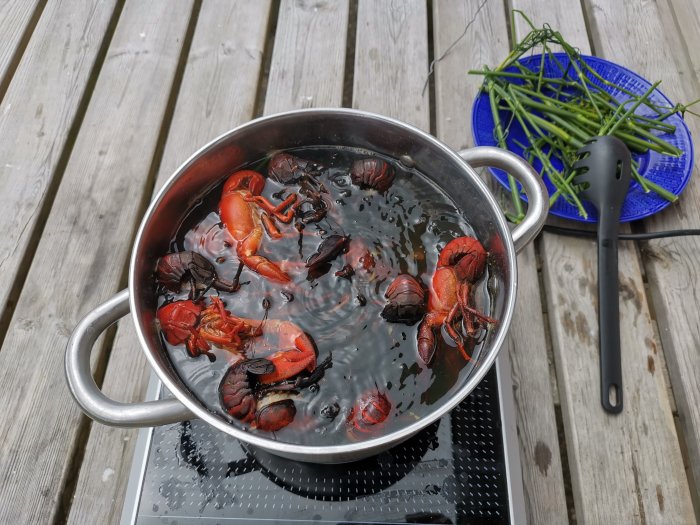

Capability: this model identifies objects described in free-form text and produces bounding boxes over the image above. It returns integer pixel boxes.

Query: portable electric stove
[120,353,525,524]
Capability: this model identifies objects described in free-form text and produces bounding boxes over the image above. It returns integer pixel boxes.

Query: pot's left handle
[65,289,194,427]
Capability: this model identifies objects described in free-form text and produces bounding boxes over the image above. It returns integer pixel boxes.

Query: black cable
[543,224,700,240]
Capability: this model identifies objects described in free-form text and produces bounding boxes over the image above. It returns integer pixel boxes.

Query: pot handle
[65,289,194,427]
[458,146,548,253]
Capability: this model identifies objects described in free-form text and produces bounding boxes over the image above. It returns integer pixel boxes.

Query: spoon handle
[597,212,623,414]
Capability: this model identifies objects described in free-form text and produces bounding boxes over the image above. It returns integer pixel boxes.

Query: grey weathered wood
[512,1,695,522]
[0,2,194,523]
[0,0,120,328]
[264,0,349,115]
[432,2,569,522]
[0,0,44,96]
[353,0,429,130]
[66,317,152,525]
[585,0,700,502]
[65,2,272,523]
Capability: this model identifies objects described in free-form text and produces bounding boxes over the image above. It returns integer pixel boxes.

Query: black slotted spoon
[573,136,632,414]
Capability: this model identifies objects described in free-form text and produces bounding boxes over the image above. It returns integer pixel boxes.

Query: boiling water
[159,147,493,446]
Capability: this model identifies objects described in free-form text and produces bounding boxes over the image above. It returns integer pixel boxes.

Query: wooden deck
[0,0,698,523]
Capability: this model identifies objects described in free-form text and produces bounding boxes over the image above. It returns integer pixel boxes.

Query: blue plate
[471,53,694,222]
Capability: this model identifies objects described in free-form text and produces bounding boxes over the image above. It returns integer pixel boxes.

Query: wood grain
[584,0,700,503]
[432,2,569,522]
[264,0,349,115]
[0,0,120,330]
[512,1,695,522]
[353,0,429,130]
[66,2,273,523]
[0,2,193,522]
[0,0,44,96]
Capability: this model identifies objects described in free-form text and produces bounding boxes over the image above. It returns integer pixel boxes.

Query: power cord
[543,224,700,240]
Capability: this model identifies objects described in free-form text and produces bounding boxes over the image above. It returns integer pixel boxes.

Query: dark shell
[219,358,275,422]
[320,402,340,420]
[305,235,349,269]
[268,152,322,184]
[156,251,236,298]
[156,251,216,290]
[256,399,296,431]
[350,158,395,192]
[380,274,426,325]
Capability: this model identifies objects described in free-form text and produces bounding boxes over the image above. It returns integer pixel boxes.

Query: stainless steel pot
[65,108,548,463]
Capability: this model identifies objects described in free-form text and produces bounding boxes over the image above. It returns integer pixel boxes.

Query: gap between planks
[0,1,195,523]
[60,2,202,520]
[0,0,47,104]
[512,0,695,522]
[0,0,126,354]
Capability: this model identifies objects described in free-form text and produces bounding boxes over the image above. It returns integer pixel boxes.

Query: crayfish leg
[260,212,282,239]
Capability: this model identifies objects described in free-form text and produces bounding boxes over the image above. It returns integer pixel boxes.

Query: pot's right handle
[65,289,194,427]
[458,146,548,253]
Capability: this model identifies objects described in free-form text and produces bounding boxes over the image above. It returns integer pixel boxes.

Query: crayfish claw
[305,235,350,270]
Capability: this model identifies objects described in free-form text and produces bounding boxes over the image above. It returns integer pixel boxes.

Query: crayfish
[156,251,238,300]
[347,389,391,433]
[417,236,497,364]
[220,170,297,283]
[157,295,318,368]
[156,299,209,357]
[268,152,323,184]
[156,297,261,357]
[350,158,395,192]
[268,152,330,225]
[381,274,426,324]
[219,354,332,432]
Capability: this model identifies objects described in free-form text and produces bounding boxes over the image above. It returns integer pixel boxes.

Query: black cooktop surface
[129,367,513,525]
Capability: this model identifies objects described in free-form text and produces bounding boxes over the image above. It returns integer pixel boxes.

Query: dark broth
[159,146,492,446]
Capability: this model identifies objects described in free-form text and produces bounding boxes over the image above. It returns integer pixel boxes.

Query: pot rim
[129,107,517,460]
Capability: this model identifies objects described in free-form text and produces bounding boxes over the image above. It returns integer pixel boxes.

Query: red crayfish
[156,251,237,300]
[220,170,297,283]
[381,274,426,324]
[350,158,395,192]
[156,299,208,357]
[219,354,332,431]
[417,236,496,364]
[156,297,260,357]
[157,296,318,374]
[347,390,391,433]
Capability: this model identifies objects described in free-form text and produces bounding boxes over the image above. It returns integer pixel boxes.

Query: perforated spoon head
[573,136,632,215]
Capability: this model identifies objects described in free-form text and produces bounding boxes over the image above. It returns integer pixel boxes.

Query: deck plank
[353,0,428,130]
[263,0,349,115]
[0,0,44,97]
[432,2,569,523]
[0,0,120,330]
[662,0,700,83]
[512,1,695,522]
[65,2,273,523]
[585,0,700,501]
[0,1,194,522]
